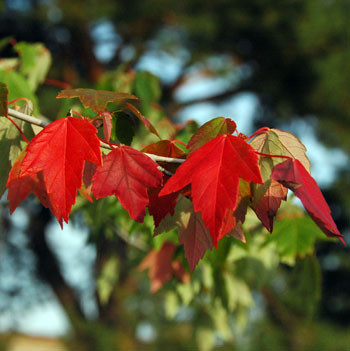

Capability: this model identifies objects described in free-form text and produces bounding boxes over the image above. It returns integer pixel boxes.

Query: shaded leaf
[254,179,288,232]
[138,242,177,292]
[142,140,186,158]
[176,196,214,272]
[114,111,135,145]
[188,117,236,153]
[160,134,263,247]
[271,159,345,244]
[102,111,113,142]
[20,117,102,225]
[83,161,97,193]
[154,195,214,271]
[56,88,137,113]
[92,145,163,222]
[148,175,179,227]
[124,102,161,139]
[218,179,251,242]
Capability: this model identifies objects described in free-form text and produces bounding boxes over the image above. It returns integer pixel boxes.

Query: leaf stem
[5,115,29,143]
[255,151,292,160]
[248,127,270,141]
[172,139,187,148]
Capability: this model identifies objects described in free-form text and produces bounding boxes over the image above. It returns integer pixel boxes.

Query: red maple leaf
[271,158,345,244]
[217,179,251,242]
[19,117,102,225]
[91,145,163,222]
[159,134,263,247]
[7,152,56,216]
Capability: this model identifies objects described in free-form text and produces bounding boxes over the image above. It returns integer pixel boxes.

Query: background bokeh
[0,0,349,350]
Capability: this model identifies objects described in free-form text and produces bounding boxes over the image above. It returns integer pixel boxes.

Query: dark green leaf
[114,111,135,145]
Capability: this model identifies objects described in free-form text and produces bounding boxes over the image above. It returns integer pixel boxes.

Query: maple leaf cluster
[3,89,345,277]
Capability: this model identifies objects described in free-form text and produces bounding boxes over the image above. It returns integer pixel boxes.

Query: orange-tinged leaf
[20,117,102,225]
[271,159,345,244]
[188,117,236,153]
[92,145,163,222]
[142,140,186,159]
[142,140,186,174]
[56,88,137,113]
[160,134,263,247]
[138,242,177,292]
[102,111,113,142]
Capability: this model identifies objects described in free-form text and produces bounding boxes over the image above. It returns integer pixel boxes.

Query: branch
[8,108,49,128]
[7,108,185,165]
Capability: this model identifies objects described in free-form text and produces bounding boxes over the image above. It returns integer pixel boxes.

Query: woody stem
[7,108,185,164]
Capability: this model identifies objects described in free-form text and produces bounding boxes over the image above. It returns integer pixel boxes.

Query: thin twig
[8,108,49,128]
[7,108,186,165]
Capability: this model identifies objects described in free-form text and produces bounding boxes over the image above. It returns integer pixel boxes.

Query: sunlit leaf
[272,158,344,244]
[14,42,52,91]
[160,134,263,247]
[188,117,236,153]
[19,117,102,225]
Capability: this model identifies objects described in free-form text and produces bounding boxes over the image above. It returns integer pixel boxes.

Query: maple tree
[0,76,345,275]
[0,38,348,351]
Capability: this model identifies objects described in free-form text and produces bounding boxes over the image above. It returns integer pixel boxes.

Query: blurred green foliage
[0,1,349,349]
